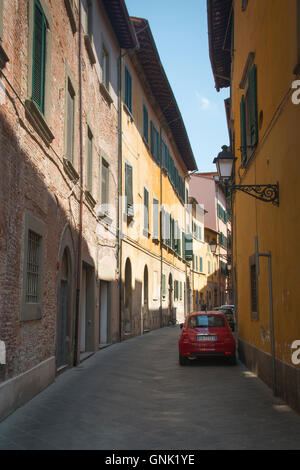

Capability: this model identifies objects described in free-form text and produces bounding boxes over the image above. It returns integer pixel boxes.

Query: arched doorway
[168,273,173,324]
[57,249,70,369]
[124,258,132,334]
[143,265,149,332]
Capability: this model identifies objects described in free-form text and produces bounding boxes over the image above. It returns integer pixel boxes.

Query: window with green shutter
[150,121,159,163]
[86,127,93,192]
[125,163,134,216]
[66,79,75,163]
[144,187,149,231]
[248,64,258,147]
[32,0,47,114]
[143,104,148,144]
[240,95,247,164]
[200,257,203,273]
[124,65,132,113]
[152,198,159,240]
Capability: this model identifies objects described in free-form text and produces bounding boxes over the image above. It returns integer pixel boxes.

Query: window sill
[0,44,9,69]
[63,158,79,182]
[85,190,96,209]
[99,82,113,105]
[152,237,160,244]
[25,99,54,147]
[123,103,134,122]
[143,228,151,238]
[84,34,96,65]
[64,0,77,34]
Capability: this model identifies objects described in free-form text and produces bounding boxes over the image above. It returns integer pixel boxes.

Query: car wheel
[179,354,189,366]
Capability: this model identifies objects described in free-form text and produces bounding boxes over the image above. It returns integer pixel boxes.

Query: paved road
[1,326,300,450]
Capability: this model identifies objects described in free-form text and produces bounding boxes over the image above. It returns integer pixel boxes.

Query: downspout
[118,51,123,342]
[159,127,163,328]
[74,0,84,366]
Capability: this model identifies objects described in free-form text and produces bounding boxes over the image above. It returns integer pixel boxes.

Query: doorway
[124,258,132,334]
[57,249,70,370]
[143,265,149,332]
[99,281,109,346]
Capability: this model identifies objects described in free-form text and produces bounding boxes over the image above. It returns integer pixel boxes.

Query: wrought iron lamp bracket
[230,183,279,206]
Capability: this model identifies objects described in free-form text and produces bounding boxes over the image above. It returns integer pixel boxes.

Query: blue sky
[125,0,230,172]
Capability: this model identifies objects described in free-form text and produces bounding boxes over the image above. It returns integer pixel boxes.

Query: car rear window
[188,315,226,328]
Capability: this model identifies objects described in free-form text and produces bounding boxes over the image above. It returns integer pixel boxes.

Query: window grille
[26,230,41,303]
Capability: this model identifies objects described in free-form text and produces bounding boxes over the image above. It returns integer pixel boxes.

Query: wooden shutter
[143,105,148,143]
[125,163,133,216]
[240,95,247,164]
[162,274,166,298]
[249,64,258,147]
[125,66,132,112]
[87,128,93,191]
[32,1,47,113]
[153,198,159,240]
[66,81,75,162]
[101,160,109,205]
[144,187,149,230]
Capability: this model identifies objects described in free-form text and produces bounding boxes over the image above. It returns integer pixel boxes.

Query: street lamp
[209,241,217,254]
[213,146,280,206]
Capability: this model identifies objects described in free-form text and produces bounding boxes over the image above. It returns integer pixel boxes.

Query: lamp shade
[213,146,236,181]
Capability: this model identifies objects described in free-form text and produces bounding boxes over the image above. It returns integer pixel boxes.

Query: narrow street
[0,326,300,450]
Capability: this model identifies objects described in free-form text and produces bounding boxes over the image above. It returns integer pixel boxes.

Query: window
[86,127,93,192]
[64,0,77,33]
[150,121,159,163]
[66,79,75,163]
[101,159,109,206]
[200,257,203,273]
[144,187,149,233]
[102,45,109,90]
[143,104,149,144]
[0,0,9,69]
[125,163,134,216]
[21,213,45,321]
[240,64,258,165]
[124,65,132,113]
[179,282,183,301]
[26,231,42,304]
[208,261,211,274]
[32,0,48,114]
[189,315,225,329]
[87,0,93,37]
[153,271,158,300]
[152,197,159,240]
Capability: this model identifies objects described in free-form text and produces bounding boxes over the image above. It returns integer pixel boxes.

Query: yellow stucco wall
[232,0,300,365]
[120,55,191,326]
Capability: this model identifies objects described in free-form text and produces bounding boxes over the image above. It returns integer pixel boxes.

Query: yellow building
[119,17,197,338]
[208,0,300,411]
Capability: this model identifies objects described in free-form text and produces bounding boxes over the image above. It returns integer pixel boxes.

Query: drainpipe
[118,51,123,342]
[74,0,84,367]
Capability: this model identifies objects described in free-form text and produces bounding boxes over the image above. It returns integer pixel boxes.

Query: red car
[178,312,236,365]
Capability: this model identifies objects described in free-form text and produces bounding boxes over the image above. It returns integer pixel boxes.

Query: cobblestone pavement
[1,326,300,450]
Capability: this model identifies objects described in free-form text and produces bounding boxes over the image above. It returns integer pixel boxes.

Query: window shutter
[153,198,159,239]
[249,64,258,147]
[66,82,74,162]
[240,95,247,164]
[32,1,47,113]
[143,105,148,143]
[144,187,149,230]
[125,163,133,216]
